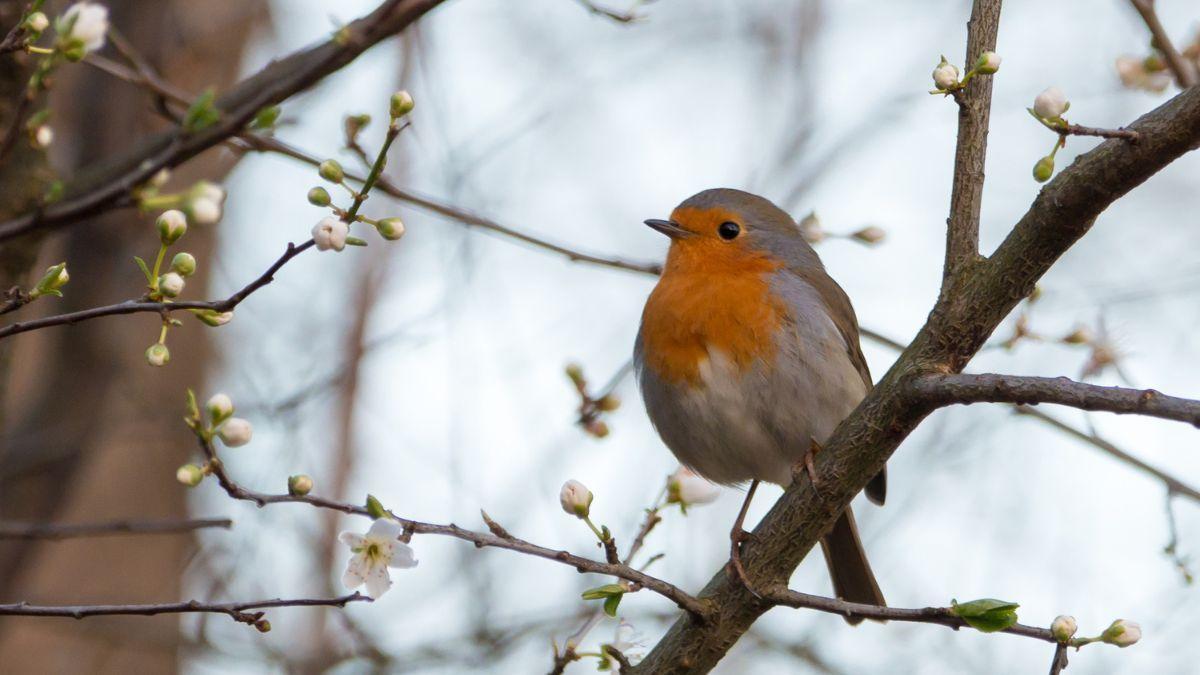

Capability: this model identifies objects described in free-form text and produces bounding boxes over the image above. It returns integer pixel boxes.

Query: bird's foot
[727,527,762,599]
[791,439,822,489]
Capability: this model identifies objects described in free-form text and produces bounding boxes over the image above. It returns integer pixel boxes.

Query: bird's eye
[717,221,741,240]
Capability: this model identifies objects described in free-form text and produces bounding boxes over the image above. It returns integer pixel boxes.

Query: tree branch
[912,373,1200,427]
[942,0,1002,284]
[0,517,232,540]
[0,0,448,243]
[1129,0,1198,89]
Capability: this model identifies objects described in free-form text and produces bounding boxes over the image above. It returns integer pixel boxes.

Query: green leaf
[185,388,200,421]
[345,236,368,247]
[365,494,387,519]
[603,594,622,617]
[581,583,626,601]
[133,256,153,284]
[183,88,221,133]
[951,598,1020,633]
[250,105,281,130]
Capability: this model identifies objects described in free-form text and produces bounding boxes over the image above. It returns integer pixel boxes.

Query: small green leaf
[250,105,281,130]
[603,594,622,617]
[581,583,626,601]
[185,388,200,421]
[365,494,387,519]
[133,256,153,284]
[951,598,1020,633]
[183,88,221,133]
[345,236,368,247]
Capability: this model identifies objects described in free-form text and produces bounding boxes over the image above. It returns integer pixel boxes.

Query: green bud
[375,217,406,241]
[146,343,170,367]
[176,464,205,487]
[1033,155,1055,182]
[365,494,387,519]
[62,40,86,62]
[389,90,415,118]
[170,252,197,276]
[31,262,69,297]
[288,474,314,496]
[307,186,332,207]
[190,308,233,327]
[318,159,345,183]
[950,598,1020,633]
[251,105,281,130]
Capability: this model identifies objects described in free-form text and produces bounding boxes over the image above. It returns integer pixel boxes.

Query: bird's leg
[792,438,822,489]
[728,479,762,598]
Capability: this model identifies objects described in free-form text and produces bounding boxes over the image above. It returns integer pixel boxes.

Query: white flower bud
[667,466,721,507]
[188,197,222,225]
[217,417,253,447]
[975,51,1001,74]
[932,56,960,90]
[1050,615,1077,642]
[170,252,196,276]
[390,90,415,118]
[145,343,170,367]
[312,216,349,252]
[149,168,171,188]
[1033,87,1069,120]
[1101,619,1141,648]
[559,479,593,518]
[176,464,204,487]
[59,2,109,53]
[193,180,225,203]
[288,474,314,496]
[158,272,185,298]
[206,393,234,423]
[26,12,49,33]
[375,217,406,241]
[156,209,187,245]
[33,125,52,148]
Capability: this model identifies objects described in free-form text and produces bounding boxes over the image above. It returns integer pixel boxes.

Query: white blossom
[1033,87,1069,119]
[1116,56,1171,93]
[26,12,49,33]
[339,518,417,598]
[206,393,234,422]
[559,479,593,518]
[60,2,109,52]
[156,209,187,245]
[145,343,169,367]
[610,619,645,664]
[976,51,1001,74]
[1102,619,1141,648]
[217,417,252,447]
[312,216,349,252]
[1050,615,1077,642]
[932,57,959,90]
[33,125,52,148]
[667,466,721,507]
[158,272,185,298]
[188,197,222,225]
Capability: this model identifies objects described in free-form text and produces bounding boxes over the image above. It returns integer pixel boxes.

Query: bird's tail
[819,506,885,625]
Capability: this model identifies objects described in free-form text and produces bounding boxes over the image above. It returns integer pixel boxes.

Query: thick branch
[0,517,231,540]
[912,373,1200,427]
[1129,0,1198,89]
[942,0,1002,283]
[632,58,1200,675]
[0,0,448,243]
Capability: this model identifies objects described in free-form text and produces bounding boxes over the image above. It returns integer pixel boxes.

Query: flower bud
[667,466,721,507]
[585,419,610,438]
[851,226,886,245]
[188,197,222,225]
[32,262,69,296]
[192,309,233,327]
[288,474,314,496]
[312,216,349,252]
[32,125,52,148]
[157,209,187,245]
[975,51,1001,74]
[596,394,620,412]
[375,217,406,241]
[307,186,332,207]
[254,619,271,633]
[176,463,205,487]
[1033,87,1069,120]
[932,56,960,90]
[145,343,170,367]
[218,417,253,447]
[158,272,185,298]
[58,2,109,55]
[318,159,345,183]
[1061,326,1092,345]
[1050,615,1077,642]
[559,479,593,518]
[1101,619,1141,648]
[206,393,234,423]
[149,168,171,188]
[170,252,196,276]
[798,211,824,243]
[1033,155,1054,183]
[390,90,415,118]
[565,363,585,386]
[26,11,49,33]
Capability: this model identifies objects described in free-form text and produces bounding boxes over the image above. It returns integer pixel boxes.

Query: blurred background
[1,0,1198,673]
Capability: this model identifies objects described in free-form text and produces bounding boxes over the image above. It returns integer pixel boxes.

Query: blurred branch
[912,373,1200,427]
[1129,0,1198,88]
[0,0,448,243]
[941,0,1001,285]
[195,437,710,618]
[573,0,645,23]
[0,593,369,629]
[0,239,314,340]
[0,517,231,540]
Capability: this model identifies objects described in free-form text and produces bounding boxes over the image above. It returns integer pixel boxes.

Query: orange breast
[640,238,785,384]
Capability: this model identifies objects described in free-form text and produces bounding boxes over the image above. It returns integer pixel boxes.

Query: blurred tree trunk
[0,1,267,672]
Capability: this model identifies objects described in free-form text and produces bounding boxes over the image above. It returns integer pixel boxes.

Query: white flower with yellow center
[339,518,417,598]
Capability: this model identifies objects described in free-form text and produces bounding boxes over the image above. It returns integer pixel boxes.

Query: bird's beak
[644,219,692,240]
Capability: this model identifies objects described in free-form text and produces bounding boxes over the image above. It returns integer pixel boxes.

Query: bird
[634,188,886,618]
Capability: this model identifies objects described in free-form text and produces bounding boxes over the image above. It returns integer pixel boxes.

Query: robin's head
[644,188,821,275]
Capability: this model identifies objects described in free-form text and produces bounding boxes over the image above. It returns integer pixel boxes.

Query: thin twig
[0,517,232,540]
[1129,0,1198,88]
[573,0,644,23]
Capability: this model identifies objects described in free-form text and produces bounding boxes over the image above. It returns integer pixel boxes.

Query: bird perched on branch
[635,188,886,617]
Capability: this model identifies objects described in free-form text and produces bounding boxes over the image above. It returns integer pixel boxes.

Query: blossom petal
[367,518,404,541]
[339,532,366,549]
[363,562,393,598]
[342,552,369,590]
[388,542,419,569]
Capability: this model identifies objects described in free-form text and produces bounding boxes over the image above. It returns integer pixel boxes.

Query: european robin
[635,188,886,617]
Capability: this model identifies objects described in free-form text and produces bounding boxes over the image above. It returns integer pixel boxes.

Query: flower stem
[149,243,167,289]
[582,515,607,543]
